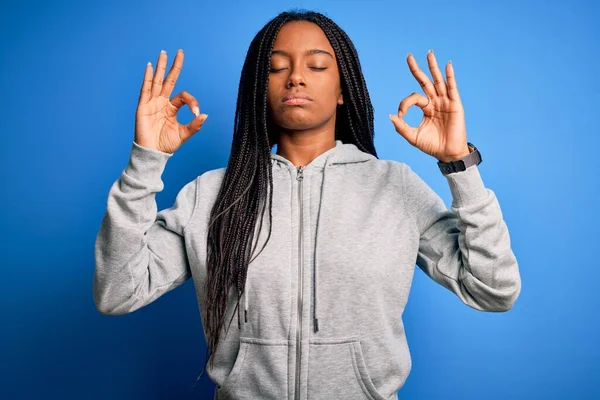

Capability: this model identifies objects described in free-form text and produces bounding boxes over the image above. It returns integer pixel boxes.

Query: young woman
[94,10,521,400]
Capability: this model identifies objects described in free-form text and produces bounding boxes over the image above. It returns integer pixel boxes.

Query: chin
[273,111,318,131]
[278,117,324,131]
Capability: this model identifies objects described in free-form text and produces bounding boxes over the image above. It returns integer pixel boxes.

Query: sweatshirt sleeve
[402,163,521,312]
[93,141,197,315]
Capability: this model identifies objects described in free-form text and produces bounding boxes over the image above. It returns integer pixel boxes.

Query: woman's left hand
[389,50,470,163]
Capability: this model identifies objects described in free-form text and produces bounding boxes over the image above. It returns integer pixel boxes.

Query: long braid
[200,9,378,378]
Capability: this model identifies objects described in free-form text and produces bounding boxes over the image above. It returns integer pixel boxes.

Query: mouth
[282,92,313,105]
[283,98,311,105]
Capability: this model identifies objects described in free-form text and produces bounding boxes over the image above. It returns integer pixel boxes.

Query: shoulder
[195,166,226,191]
[360,158,411,183]
[359,157,408,171]
[198,166,226,180]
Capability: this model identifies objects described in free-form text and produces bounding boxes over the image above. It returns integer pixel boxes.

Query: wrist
[437,144,472,163]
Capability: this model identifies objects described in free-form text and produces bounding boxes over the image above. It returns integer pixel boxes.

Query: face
[267,21,344,131]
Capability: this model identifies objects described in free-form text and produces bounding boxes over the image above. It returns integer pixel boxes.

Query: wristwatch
[437,142,482,175]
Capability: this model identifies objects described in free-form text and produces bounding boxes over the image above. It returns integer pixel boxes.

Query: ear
[337,93,344,105]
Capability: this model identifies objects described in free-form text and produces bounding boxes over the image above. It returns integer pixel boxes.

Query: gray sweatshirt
[94,139,521,400]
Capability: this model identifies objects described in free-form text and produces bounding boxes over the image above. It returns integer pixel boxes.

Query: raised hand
[389,50,470,163]
[135,49,208,154]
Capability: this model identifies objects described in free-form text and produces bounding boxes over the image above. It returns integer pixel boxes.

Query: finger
[426,50,447,97]
[160,49,184,98]
[389,114,417,147]
[397,92,429,118]
[151,50,168,98]
[445,61,460,101]
[407,52,437,99]
[139,61,153,104]
[170,91,201,116]
[181,114,209,142]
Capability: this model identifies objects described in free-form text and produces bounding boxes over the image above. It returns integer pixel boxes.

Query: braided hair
[201,9,378,373]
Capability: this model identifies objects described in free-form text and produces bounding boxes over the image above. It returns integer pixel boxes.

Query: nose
[286,65,306,88]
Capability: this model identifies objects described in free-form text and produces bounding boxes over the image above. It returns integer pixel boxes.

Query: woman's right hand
[134,49,208,154]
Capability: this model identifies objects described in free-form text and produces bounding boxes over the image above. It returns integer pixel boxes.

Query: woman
[94,10,521,400]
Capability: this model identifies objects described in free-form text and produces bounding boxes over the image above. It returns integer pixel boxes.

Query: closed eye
[269,67,328,72]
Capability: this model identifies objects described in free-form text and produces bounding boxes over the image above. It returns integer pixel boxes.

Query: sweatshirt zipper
[294,165,304,400]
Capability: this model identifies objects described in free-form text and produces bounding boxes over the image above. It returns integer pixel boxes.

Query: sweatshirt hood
[240,140,377,332]
[269,139,376,169]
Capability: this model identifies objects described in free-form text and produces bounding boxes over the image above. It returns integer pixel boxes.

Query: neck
[275,121,336,167]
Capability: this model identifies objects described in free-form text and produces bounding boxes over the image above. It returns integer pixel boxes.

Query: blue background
[1,0,598,398]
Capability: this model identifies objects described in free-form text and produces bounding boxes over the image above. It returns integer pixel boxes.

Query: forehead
[272,21,334,53]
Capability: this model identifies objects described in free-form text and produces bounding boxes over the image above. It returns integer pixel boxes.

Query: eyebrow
[271,49,334,59]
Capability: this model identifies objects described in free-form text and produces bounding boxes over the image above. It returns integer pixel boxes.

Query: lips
[282,92,313,105]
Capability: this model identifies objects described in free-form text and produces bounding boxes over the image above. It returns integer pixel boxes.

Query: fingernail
[428,49,433,54]
[193,106,199,116]
[161,49,166,54]
[449,60,452,64]
[407,52,412,58]
[200,114,208,122]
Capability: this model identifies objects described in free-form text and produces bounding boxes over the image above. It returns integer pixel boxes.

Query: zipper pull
[297,166,304,181]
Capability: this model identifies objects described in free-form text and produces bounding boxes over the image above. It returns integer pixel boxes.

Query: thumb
[182,113,208,141]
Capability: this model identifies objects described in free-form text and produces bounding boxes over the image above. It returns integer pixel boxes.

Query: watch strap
[437,142,482,175]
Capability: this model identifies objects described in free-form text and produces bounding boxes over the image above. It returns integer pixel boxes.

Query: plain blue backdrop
[1,0,598,398]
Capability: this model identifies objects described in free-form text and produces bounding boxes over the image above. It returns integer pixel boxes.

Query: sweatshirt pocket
[216,337,288,400]
[308,337,388,400]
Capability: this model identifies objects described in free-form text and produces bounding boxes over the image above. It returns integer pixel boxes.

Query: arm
[402,163,521,312]
[93,141,197,315]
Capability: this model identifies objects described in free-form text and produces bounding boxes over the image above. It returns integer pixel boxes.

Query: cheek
[330,78,343,103]
[266,89,281,119]
[317,74,342,107]
[266,82,276,106]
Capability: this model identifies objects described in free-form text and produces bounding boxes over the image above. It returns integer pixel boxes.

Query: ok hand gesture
[389,50,471,163]
[135,49,208,154]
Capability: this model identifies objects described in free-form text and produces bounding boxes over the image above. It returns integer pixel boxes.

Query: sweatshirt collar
[270,139,375,171]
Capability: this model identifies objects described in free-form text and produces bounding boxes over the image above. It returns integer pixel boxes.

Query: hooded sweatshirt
[94,139,521,400]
